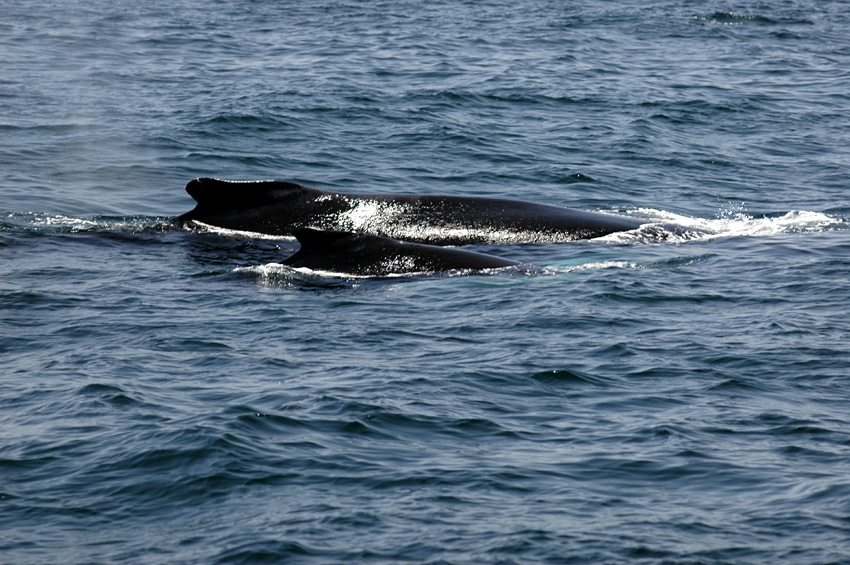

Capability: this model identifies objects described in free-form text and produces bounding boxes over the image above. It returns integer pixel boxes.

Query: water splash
[596,208,843,245]
[545,260,642,275]
[234,262,525,282]
[189,220,297,241]
[2,212,167,234]
[696,12,779,26]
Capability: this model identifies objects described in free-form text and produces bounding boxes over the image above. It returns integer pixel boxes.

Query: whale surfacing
[174,177,644,245]
[284,228,520,276]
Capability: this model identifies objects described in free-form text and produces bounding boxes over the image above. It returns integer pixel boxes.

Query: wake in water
[596,207,844,245]
[2,212,172,234]
[233,262,527,285]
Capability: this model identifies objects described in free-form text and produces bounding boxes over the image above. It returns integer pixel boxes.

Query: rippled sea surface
[3,1,850,562]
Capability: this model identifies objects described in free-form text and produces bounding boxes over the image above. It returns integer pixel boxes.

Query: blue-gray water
[3,1,850,563]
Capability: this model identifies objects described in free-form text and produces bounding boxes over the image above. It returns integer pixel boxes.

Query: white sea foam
[31,214,102,231]
[541,260,643,277]
[234,262,382,280]
[563,260,641,272]
[234,261,521,281]
[23,213,163,233]
[40,214,99,227]
[189,220,296,241]
[595,208,843,245]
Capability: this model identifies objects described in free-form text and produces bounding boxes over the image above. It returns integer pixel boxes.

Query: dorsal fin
[185,177,305,207]
[291,227,353,250]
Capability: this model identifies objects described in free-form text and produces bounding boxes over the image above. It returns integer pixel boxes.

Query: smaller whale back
[285,228,518,276]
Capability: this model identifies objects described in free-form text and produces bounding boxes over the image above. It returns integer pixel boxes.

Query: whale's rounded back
[285,228,519,276]
[174,177,646,243]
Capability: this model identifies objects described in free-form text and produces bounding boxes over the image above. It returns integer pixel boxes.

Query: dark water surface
[3,1,850,563]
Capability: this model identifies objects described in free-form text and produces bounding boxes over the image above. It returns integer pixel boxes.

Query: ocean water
[3,0,850,562]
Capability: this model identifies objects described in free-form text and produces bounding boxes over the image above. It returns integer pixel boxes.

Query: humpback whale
[174,177,644,246]
[284,228,520,276]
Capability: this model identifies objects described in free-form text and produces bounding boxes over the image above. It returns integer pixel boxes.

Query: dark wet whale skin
[174,177,644,246]
[284,228,521,276]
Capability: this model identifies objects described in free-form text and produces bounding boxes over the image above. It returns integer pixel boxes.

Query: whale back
[174,177,645,243]
[285,228,517,276]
